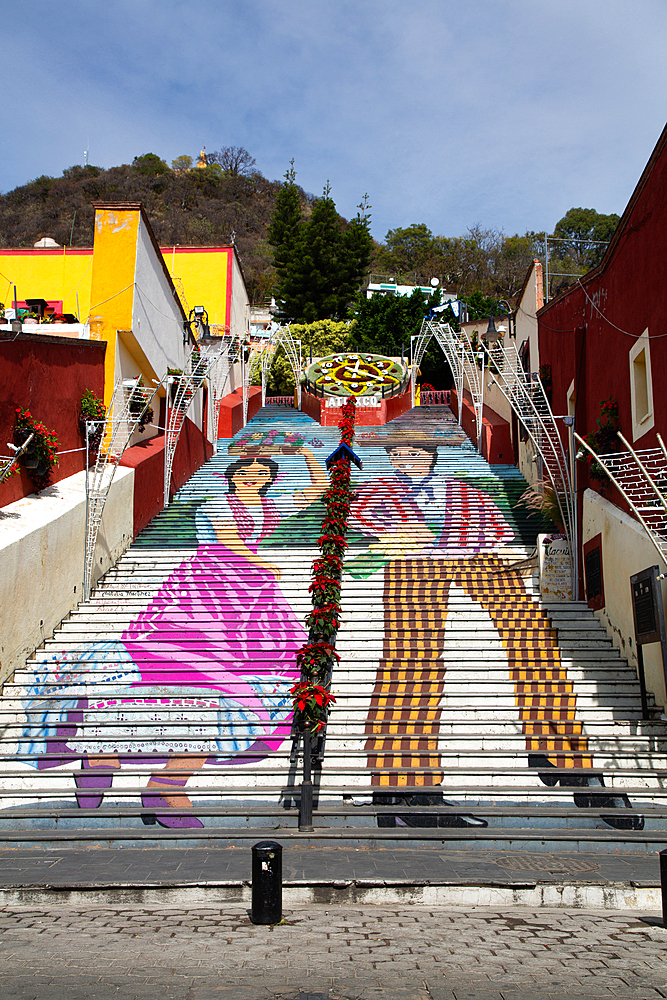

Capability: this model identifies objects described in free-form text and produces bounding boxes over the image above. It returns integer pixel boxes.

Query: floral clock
[305,352,405,397]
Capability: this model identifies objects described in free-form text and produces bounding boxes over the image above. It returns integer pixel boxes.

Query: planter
[14,428,32,448]
[21,454,39,469]
[33,463,48,479]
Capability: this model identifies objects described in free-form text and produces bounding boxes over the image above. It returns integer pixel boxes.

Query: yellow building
[0,214,249,367]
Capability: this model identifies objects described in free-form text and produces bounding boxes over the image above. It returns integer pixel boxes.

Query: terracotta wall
[449,389,513,464]
[0,332,106,507]
[300,389,413,427]
[217,387,262,439]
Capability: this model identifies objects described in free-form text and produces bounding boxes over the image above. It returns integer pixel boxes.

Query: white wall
[0,467,134,687]
[131,217,214,445]
[582,488,667,710]
[132,216,187,377]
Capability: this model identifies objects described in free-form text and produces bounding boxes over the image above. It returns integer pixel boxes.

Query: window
[629,329,654,440]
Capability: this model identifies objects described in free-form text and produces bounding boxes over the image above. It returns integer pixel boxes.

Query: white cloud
[1,0,666,242]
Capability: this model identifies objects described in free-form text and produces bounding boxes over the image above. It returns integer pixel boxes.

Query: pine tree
[269,178,374,323]
[338,194,373,315]
[267,161,303,319]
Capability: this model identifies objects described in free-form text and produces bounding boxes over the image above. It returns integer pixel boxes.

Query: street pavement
[0,902,666,999]
[0,844,660,889]
[0,846,665,998]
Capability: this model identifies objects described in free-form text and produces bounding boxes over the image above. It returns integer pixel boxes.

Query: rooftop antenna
[84,140,89,167]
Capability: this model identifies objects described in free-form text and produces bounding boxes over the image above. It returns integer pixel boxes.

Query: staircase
[0,404,665,849]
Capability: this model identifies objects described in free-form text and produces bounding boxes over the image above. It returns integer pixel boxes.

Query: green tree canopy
[290,319,354,359]
[552,207,620,268]
[132,153,170,176]
[171,155,193,172]
[269,173,374,323]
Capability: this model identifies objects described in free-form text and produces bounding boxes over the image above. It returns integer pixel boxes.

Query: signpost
[630,566,667,719]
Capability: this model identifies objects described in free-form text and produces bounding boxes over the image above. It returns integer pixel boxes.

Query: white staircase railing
[575,431,667,564]
[266,324,302,408]
[163,349,218,508]
[199,332,240,438]
[413,319,485,449]
[480,337,577,592]
[84,378,162,599]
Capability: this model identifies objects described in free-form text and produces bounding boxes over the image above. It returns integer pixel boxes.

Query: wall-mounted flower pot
[21,454,39,469]
[32,464,48,479]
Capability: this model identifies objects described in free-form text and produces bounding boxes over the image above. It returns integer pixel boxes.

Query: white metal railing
[163,349,218,508]
[482,337,577,592]
[261,324,302,410]
[413,319,485,446]
[575,431,667,564]
[84,377,162,598]
[199,332,239,436]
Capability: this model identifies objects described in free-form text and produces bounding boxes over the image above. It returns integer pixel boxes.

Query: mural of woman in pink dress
[20,447,327,829]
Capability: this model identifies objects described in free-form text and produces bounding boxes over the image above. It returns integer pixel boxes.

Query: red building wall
[537,126,667,518]
[0,332,106,507]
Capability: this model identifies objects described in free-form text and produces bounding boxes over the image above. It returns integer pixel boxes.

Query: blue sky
[1,0,666,243]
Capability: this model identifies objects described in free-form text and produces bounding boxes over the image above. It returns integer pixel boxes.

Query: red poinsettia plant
[290,682,337,732]
[291,396,357,732]
[13,408,59,486]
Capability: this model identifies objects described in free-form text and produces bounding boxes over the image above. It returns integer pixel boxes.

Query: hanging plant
[129,377,154,433]
[580,395,620,491]
[290,682,337,733]
[79,389,106,453]
[13,408,59,486]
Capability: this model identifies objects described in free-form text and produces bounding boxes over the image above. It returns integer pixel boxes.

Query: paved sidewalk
[0,902,666,999]
[0,844,660,889]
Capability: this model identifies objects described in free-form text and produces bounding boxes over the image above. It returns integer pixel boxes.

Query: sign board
[324,394,380,409]
[539,534,573,601]
[630,566,666,646]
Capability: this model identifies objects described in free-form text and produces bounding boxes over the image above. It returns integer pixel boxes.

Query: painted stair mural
[0,404,665,846]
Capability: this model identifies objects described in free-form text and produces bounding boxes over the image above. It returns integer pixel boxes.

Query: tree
[171,155,193,172]
[374,223,441,278]
[132,153,170,176]
[339,194,374,307]
[552,207,620,269]
[265,347,295,395]
[352,288,451,387]
[269,175,373,322]
[208,146,256,177]
[267,161,303,315]
[289,319,354,359]
[353,288,433,355]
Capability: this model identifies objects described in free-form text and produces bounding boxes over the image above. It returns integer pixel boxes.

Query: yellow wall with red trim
[162,246,234,329]
[0,245,238,335]
[0,249,93,319]
[88,208,139,405]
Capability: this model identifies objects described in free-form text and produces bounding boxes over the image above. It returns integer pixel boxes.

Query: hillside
[0,158,309,303]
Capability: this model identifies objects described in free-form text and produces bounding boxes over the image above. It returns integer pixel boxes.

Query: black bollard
[251,840,283,925]
[661,849,667,926]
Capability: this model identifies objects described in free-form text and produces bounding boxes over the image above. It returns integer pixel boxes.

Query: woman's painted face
[231,461,273,493]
